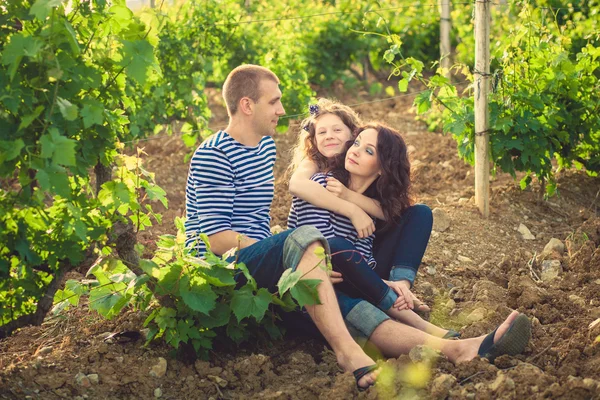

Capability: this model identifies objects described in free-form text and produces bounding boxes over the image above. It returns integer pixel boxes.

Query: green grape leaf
[179,274,217,315]
[290,279,322,307]
[231,285,272,323]
[276,268,302,295]
[30,0,62,20]
[56,97,78,121]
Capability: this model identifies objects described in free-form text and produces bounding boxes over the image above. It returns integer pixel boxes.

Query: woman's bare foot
[455,310,522,363]
[336,340,380,389]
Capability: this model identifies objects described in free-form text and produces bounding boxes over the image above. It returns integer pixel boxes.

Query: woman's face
[314,113,353,158]
[345,128,381,179]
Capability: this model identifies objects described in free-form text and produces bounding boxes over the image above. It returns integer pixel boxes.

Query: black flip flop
[478,313,531,363]
[353,364,378,391]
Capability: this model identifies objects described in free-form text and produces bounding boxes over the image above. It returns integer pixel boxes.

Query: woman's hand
[384,280,414,310]
[348,205,375,238]
[325,177,349,200]
[328,270,343,284]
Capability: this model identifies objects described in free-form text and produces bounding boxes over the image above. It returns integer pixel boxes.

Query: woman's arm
[289,159,375,238]
[325,177,385,220]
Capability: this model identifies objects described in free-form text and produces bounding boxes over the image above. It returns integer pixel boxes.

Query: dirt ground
[1,83,600,399]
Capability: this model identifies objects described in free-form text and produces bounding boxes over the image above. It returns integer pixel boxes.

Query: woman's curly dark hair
[330,123,413,223]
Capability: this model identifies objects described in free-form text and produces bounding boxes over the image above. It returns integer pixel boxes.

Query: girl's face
[314,113,353,158]
[345,128,381,179]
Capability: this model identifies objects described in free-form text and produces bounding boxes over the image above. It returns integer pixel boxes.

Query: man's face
[251,79,285,137]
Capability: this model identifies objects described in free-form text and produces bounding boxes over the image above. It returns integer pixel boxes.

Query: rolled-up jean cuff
[345,300,390,338]
[283,226,331,272]
[378,287,397,311]
[390,266,416,286]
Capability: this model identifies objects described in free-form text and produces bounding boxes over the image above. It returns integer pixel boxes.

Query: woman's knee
[409,204,433,228]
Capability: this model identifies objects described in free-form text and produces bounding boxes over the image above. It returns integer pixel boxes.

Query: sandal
[353,364,378,391]
[478,313,531,363]
[442,329,461,339]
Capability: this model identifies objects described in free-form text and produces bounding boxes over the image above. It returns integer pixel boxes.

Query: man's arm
[207,231,257,256]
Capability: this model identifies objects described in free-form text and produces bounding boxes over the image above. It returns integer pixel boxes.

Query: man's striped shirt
[288,173,376,267]
[185,131,276,256]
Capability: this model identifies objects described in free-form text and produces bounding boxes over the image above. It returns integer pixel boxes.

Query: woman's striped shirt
[185,131,276,256]
[288,173,376,267]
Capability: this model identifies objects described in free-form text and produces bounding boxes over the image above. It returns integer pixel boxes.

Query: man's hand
[384,280,414,310]
[347,205,375,238]
[325,177,350,200]
[328,270,343,284]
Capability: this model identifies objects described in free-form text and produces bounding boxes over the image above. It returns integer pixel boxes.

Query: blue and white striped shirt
[185,131,276,256]
[288,173,376,267]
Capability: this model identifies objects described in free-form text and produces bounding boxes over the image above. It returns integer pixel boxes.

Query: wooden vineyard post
[474,0,491,217]
[439,0,452,79]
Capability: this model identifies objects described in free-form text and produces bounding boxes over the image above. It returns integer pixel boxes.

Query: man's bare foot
[336,341,379,389]
[455,310,522,363]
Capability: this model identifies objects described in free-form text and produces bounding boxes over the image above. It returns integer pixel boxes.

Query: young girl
[289,116,458,338]
[289,98,432,314]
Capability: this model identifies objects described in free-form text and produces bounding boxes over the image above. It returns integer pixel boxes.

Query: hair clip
[309,104,319,116]
[302,124,310,132]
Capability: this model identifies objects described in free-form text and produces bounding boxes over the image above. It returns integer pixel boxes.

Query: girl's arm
[289,159,375,238]
[325,177,385,220]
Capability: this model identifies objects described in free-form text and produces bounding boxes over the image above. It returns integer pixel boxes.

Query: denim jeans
[372,204,433,286]
[228,226,329,292]
[227,227,390,342]
[328,237,397,312]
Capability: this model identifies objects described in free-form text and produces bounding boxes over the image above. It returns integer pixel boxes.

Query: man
[185,65,531,390]
[184,64,379,389]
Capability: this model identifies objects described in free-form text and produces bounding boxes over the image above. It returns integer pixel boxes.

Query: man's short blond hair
[222,65,280,116]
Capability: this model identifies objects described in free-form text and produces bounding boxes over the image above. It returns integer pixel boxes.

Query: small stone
[97,343,109,354]
[116,356,124,363]
[87,374,99,385]
[445,299,456,309]
[569,295,586,308]
[149,357,167,378]
[457,255,473,263]
[75,372,91,388]
[582,378,598,390]
[543,238,565,255]
[430,374,457,399]
[518,224,535,240]
[426,266,436,275]
[35,346,53,356]
[420,282,435,297]
[541,260,563,282]
[489,372,514,391]
[466,308,486,323]
[208,375,228,388]
[432,208,451,232]
[408,345,441,364]
[458,197,469,205]
[154,388,163,398]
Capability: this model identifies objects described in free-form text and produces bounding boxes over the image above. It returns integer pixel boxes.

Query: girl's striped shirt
[288,173,376,267]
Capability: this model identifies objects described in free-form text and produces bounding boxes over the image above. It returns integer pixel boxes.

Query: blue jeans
[228,226,329,292]
[328,237,397,312]
[373,204,433,286]
[227,227,390,341]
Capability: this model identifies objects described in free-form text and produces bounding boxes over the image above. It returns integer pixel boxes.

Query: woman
[289,122,457,338]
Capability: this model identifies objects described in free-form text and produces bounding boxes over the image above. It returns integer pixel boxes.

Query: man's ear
[239,97,253,116]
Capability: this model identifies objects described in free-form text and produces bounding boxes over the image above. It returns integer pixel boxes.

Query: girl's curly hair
[289,98,362,174]
[331,122,413,224]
